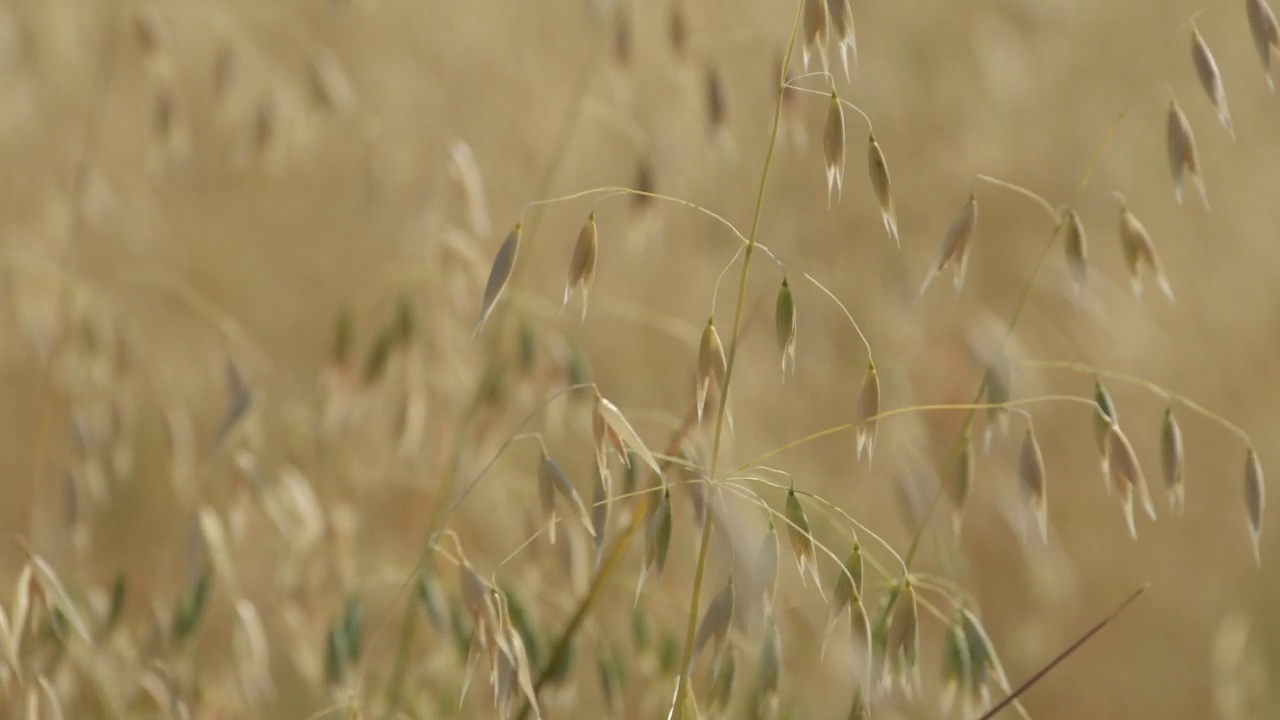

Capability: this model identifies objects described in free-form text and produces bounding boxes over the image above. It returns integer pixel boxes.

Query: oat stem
[670,2,806,715]
[974,174,1059,222]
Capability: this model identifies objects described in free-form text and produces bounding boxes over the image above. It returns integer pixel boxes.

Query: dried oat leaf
[920,193,978,297]
[1191,26,1235,139]
[1161,407,1186,515]
[867,133,899,246]
[475,221,522,337]
[1245,448,1265,566]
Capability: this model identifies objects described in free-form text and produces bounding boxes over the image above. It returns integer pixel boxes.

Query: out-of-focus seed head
[563,212,599,320]
[920,193,978,297]
[1245,448,1265,566]
[475,221,522,337]
[867,134,899,246]
[1166,97,1209,209]
[1020,424,1048,544]
[1191,26,1235,139]
[1247,0,1280,90]
[855,362,880,463]
[1161,407,1186,515]
[823,91,846,205]
[775,277,797,377]
[1064,208,1088,294]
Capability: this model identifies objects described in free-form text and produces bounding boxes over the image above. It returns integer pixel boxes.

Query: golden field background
[0,0,1278,717]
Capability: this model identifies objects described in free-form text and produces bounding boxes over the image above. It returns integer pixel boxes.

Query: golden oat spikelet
[1191,25,1235,139]
[1166,96,1209,209]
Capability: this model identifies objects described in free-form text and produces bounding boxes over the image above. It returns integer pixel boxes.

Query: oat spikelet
[1107,424,1156,538]
[563,212,599,320]
[1161,407,1186,516]
[1247,0,1280,91]
[754,521,780,607]
[948,429,974,539]
[821,543,863,658]
[696,317,727,422]
[1064,208,1088,294]
[775,278,797,377]
[882,580,921,696]
[1020,425,1048,544]
[595,390,663,477]
[940,621,974,718]
[538,449,594,546]
[636,488,673,602]
[920,193,978,297]
[1245,448,1265,566]
[1093,379,1119,483]
[855,362,880,463]
[691,576,735,670]
[982,346,1012,451]
[867,134,899,247]
[784,488,823,594]
[1119,204,1175,302]
[475,221,521,337]
[1166,96,1209,210]
[1191,26,1235,139]
[827,0,857,79]
[823,90,846,205]
[802,0,829,72]
[960,608,1011,710]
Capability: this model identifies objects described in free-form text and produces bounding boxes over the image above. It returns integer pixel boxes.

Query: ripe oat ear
[475,221,522,337]
[1247,0,1280,91]
[827,0,857,79]
[855,362,880,464]
[1063,209,1089,295]
[1020,424,1048,544]
[822,91,846,206]
[1107,424,1156,538]
[920,193,978,297]
[696,318,727,422]
[1118,203,1175,302]
[802,0,830,72]
[1160,407,1186,516]
[775,277,798,377]
[563,212,599,320]
[867,133,900,247]
[1245,448,1265,566]
[1165,96,1209,210]
[1190,26,1235,139]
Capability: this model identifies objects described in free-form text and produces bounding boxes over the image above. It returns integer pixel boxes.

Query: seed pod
[940,621,974,717]
[1161,407,1186,515]
[949,429,974,538]
[802,0,829,72]
[1245,448,1265,566]
[784,488,822,592]
[823,90,846,204]
[827,0,857,79]
[563,212,599,320]
[696,318,727,422]
[855,362,880,463]
[920,193,978,296]
[475,221,521,336]
[692,576,735,668]
[1247,0,1280,91]
[1107,424,1156,538]
[1191,26,1235,138]
[1020,425,1048,544]
[1064,208,1088,294]
[775,277,797,376]
[1166,97,1209,209]
[1093,379,1119,477]
[1118,204,1175,302]
[867,133,899,246]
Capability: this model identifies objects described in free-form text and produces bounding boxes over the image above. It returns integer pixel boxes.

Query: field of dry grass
[0,0,1278,717]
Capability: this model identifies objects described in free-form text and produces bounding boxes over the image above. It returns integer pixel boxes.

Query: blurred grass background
[0,0,1277,717]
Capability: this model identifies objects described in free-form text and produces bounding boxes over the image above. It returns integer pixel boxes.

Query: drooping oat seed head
[754,520,780,608]
[919,193,978,297]
[867,133,899,246]
[595,390,664,477]
[563,212,599,320]
[538,449,594,546]
[1247,0,1280,90]
[960,607,1011,709]
[948,428,975,538]
[940,621,975,718]
[1161,407,1186,515]
[696,317,727,422]
[1020,424,1048,544]
[784,488,823,593]
[692,576,735,670]
[1191,26,1235,139]
[449,140,493,238]
[1064,208,1089,294]
[983,346,1013,451]
[823,90,846,206]
[827,0,857,79]
[475,221,521,337]
[881,580,921,696]
[855,362,880,463]
[775,277,798,377]
[822,542,864,657]
[1107,423,1157,538]
[1166,96,1209,209]
[708,647,736,711]
[1245,448,1265,566]
[758,612,783,702]
[803,0,830,71]
[1093,379,1119,478]
[637,487,673,602]
[1118,204,1175,302]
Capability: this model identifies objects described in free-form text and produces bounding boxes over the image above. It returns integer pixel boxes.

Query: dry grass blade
[802,0,829,71]
[827,0,857,78]
[1165,97,1208,209]
[475,221,522,337]
[867,133,899,246]
[1107,424,1156,538]
[1118,204,1175,301]
[696,318,728,422]
[1247,0,1280,90]
[823,90,846,205]
[775,277,798,377]
[1064,208,1088,294]
[784,488,823,593]
[1019,425,1048,544]
[1190,26,1235,139]
[563,212,598,320]
[1160,407,1186,515]
[856,362,880,463]
[919,193,978,296]
[691,576,735,669]
[1245,448,1265,566]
